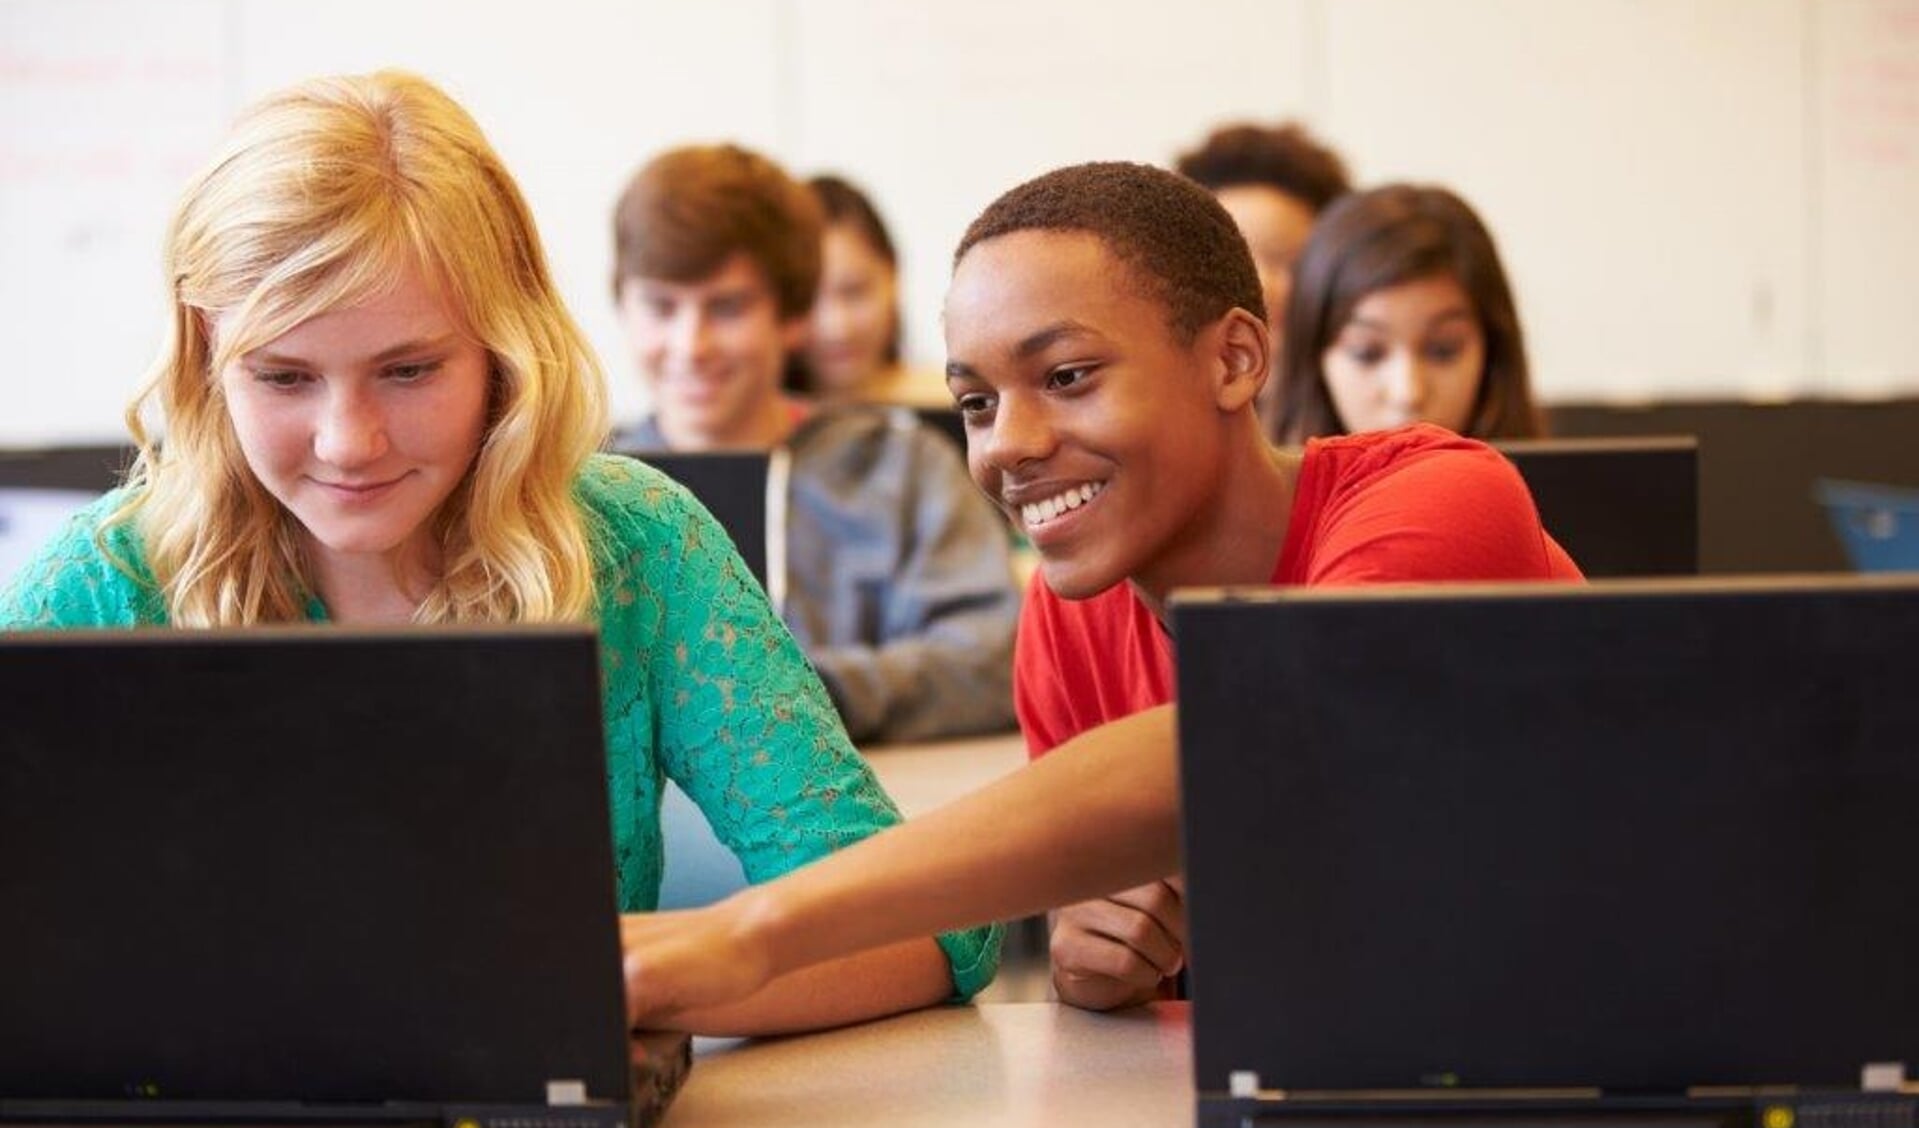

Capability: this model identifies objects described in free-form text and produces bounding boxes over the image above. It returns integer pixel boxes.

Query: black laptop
[0,445,135,588]
[1495,436,1699,577]
[0,626,683,1127]
[1172,578,1919,1127]
[614,449,772,589]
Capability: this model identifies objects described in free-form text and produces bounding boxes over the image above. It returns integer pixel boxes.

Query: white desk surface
[860,730,1027,820]
[672,1001,1192,1127]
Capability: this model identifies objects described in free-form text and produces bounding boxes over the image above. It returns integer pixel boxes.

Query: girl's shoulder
[574,452,706,533]
[573,452,743,587]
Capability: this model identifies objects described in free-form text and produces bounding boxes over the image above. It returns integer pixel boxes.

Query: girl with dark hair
[797,174,949,407]
[1276,184,1544,445]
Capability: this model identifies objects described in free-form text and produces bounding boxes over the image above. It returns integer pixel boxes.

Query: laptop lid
[0,626,632,1125]
[616,450,771,589]
[1815,479,1919,572]
[1495,436,1699,577]
[1172,578,1919,1102]
[0,445,135,589]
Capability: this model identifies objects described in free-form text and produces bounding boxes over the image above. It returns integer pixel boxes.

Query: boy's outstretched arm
[623,704,1182,1027]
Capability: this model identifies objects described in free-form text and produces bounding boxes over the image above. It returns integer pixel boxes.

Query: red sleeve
[1302,444,1585,585]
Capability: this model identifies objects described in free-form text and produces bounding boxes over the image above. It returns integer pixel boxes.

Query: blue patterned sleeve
[583,457,1001,999]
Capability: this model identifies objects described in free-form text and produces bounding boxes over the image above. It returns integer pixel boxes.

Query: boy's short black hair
[954,161,1264,343]
[1175,121,1352,213]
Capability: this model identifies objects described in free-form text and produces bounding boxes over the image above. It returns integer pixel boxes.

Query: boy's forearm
[736,705,1183,979]
[662,935,950,1036]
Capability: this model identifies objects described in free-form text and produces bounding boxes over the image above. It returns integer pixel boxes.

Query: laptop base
[0,1100,630,1128]
[1202,1090,1918,1128]
[1,1030,692,1128]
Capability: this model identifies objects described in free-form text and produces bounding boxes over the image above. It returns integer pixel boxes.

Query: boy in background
[610,144,1019,744]
[1177,121,1352,432]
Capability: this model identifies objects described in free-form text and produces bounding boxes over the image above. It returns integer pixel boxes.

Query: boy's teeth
[1021,482,1103,527]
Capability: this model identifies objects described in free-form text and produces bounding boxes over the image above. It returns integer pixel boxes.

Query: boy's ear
[1211,307,1270,413]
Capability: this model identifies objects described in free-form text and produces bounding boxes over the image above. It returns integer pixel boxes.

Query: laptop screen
[1172,578,1919,1097]
[1495,436,1699,578]
[0,627,630,1119]
[1816,478,1919,572]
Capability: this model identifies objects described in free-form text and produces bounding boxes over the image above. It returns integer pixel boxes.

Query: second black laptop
[1173,578,1919,1126]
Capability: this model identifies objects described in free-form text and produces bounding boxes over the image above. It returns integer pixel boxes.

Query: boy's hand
[621,906,774,1028]
[1048,876,1186,1011]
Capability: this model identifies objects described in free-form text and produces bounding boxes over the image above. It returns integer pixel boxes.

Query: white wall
[1321,0,1812,401]
[3,0,1916,444]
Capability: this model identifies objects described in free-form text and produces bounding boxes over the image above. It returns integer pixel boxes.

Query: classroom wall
[3,0,1916,445]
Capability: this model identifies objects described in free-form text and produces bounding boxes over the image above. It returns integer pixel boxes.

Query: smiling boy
[942,161,1582,1011]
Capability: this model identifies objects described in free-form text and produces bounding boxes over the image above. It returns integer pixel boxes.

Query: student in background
[624,161,1580,1021]
[0,71,998,1031]
[792,174,950,408]
[1175,121,1352,430]
[1275,183,1545,444]
[610,145,1019,743]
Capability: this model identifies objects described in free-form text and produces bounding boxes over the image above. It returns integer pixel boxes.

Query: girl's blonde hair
[115,70,607,625]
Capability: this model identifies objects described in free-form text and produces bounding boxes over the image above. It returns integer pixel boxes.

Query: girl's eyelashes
[251,368,310,390]
[245,358,444,389]
[1339,340,1471,367]
[385,360,444,382]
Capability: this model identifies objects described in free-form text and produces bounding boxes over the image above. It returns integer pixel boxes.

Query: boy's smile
[1013,480,1108,533]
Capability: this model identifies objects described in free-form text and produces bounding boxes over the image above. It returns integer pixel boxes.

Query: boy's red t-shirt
[1014,424,1584,758]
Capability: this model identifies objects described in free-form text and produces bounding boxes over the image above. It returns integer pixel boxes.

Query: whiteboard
[2,0,1915,446]
[0,0,233,443]
[1814,0,1919,395]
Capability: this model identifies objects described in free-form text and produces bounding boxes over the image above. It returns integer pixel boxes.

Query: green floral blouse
[0,453,1001,999]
